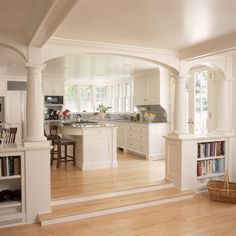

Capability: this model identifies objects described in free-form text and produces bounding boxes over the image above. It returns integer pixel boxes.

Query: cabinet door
[133,78,147,105]
[43,80,64,95]
[146,76,160,104]
[117,123,126,148]
[0,80,6,95]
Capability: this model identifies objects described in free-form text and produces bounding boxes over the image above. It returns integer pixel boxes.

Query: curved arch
[43,52,179,76]
[187,62,225,82]
[0,43,27,62]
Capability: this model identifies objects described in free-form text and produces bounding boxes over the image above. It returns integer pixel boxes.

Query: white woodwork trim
[41,194,193,226]
[51,183,173,206]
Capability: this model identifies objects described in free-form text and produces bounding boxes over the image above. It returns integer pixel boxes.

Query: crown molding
[48,37,178,57]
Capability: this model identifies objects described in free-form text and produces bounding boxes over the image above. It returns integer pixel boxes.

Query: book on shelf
[0,156,21,177]
[197,159,224,177]
[197,141,225,158]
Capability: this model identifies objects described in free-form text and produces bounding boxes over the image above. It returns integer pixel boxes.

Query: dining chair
[49,125,76,168]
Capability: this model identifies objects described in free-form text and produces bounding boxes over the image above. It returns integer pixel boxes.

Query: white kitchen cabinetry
[43,80,64,95]
[126,123,166,160]
[134,75,160,105]
[116,122,126,148]
[0,80,6,95]
[0,150,25,228]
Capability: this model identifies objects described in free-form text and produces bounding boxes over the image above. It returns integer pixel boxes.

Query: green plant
[96,104,111,113]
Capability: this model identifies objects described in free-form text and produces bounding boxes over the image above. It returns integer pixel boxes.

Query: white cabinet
[126,123,166,160]
[117,122,126,148]
[0,80,6,96]
[43,80,64,95]
[133,75,160,105]
[0,150,25,228]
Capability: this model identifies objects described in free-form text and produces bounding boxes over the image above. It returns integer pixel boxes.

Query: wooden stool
[49,125,76,168]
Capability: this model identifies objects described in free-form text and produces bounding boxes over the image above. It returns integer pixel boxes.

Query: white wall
[231,56,236,181]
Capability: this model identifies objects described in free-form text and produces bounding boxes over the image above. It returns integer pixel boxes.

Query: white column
[216,79,232,133]
[173,76,188,135]
[24,63,47,146]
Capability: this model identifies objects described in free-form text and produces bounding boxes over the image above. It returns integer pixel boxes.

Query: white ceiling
[0,0,34,33]
[54,0,236,51]
[1,0,236,79]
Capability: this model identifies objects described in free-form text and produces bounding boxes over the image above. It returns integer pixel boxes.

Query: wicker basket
[207,171,236,204]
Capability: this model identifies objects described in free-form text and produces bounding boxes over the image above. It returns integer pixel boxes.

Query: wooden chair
[49,125,76,168]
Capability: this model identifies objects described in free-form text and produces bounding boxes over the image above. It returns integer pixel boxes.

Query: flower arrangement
[144,112,156,122]
[96,104,111,113]
[56,109,70,120]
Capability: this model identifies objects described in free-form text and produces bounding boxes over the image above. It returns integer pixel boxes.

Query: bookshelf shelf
[196,172,224,180]
[0,201,21,209]
[197,156,225,161]
[196,140,226,190]
[0,175,21,180]
[0,151,25,227]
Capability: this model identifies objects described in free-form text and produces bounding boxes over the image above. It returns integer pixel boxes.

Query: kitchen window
[80,85,93,112]
[64,84,77,112]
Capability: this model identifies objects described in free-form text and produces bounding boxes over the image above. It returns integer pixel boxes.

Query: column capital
[25,63,46,70]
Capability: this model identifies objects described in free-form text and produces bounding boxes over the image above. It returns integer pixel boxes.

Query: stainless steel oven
[45,96,63,105]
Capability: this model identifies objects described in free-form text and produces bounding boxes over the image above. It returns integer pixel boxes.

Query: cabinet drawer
[127,132,146,141]
[84,128,111,135]
[127,140,147,154]
[127,125,147,133]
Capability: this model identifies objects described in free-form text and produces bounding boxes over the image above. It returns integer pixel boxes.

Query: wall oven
[45,96,63,105]
[44,96,63,120]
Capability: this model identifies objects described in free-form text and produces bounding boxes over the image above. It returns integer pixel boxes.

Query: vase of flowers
[57,109,71,121]
[96,104,111,120]
[144,112,156,122]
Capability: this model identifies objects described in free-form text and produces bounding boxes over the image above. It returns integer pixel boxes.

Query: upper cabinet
[134,75,160,105]
[133,68,170,108]
[0,79,6,96]
[43,79,64,96]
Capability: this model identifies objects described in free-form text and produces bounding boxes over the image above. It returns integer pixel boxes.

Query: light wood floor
[51,151,166,200]
[2,192,236,236]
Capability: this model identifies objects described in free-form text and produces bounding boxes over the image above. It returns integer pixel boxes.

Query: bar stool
[49,125,76,168]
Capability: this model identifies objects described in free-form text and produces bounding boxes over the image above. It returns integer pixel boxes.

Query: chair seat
[48,125,76,168]
[59,138,75,145]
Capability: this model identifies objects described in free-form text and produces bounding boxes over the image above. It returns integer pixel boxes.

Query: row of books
[197,141,225,158]
[0,156,21,177]
[197,159,224,177]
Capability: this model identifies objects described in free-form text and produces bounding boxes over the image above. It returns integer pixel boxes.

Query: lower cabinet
[117,122,167,160]
[99,120,168,160]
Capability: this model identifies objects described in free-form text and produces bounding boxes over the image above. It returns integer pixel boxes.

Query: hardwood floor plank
[40,188,193,221]
[51,151,165,199]
[1,193,236,236]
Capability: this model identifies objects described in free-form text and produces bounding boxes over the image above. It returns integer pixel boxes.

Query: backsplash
[135,105,167,123]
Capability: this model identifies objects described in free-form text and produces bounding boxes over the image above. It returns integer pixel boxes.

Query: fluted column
[24,63,47,145]
[216,78,232,133]
[173,75,188,135]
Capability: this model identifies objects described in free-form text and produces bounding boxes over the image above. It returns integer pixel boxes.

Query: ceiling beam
[24,0,78,47]
[179,32,236,60]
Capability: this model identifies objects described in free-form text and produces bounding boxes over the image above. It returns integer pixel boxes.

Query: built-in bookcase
[196,140,226,190]
[0,152,25,227]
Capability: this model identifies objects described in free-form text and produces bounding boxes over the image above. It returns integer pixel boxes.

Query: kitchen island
[60,123,118,170]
